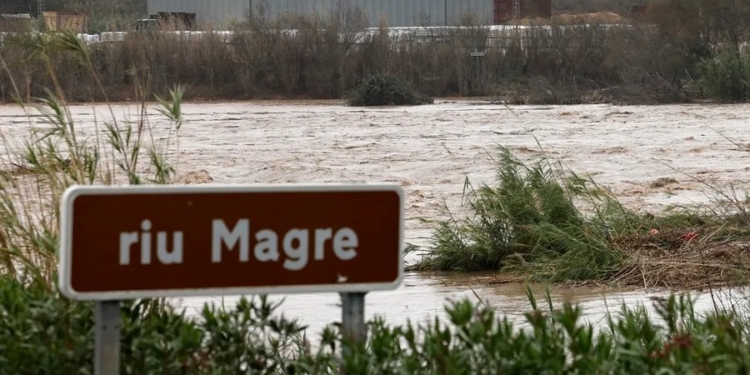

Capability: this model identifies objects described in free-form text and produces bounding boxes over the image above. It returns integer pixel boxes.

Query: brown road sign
[58,184,404,300]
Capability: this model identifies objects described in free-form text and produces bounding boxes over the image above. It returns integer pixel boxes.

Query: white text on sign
[118,219,359,270]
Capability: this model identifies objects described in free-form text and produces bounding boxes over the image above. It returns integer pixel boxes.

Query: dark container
[494,0,552,24]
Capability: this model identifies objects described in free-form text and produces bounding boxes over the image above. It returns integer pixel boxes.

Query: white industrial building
[146,0,494,28]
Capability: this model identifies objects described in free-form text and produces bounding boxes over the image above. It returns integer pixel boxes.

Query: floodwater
[174,274,733,339]
[2,99,749,339]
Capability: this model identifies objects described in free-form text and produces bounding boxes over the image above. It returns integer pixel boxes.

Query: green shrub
[0,278,311,375]
[6,276,750,374]
[698,45,750,101]
[343,289,750,375]
[412,144,750,286]
[347,73,433,107]
[415,146,626,280]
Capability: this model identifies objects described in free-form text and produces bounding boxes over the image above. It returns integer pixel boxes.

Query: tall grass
[0,29,182,288]
[0,23,330,374]
[415,146,627,281]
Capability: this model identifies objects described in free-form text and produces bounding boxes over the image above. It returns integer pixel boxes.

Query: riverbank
[2,13,749,106]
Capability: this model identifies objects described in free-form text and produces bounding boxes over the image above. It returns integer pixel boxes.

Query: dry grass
[553,12,630,24]
[0,4,726,105]
[609,229,750,289]
[421,222,750,290]
[0,29,184,288]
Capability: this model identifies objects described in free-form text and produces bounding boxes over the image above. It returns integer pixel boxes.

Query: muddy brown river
[173,273,725,338]
[2,99,748,338]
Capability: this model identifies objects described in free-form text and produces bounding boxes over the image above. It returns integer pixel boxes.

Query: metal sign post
[470,50,486,93]
[340,292,367,348]
[340,292,367,375]
[94,300,121,375]
[58,183,405,374]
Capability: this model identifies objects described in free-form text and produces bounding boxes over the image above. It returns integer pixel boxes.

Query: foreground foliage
[3,279,750,374]
[0,279,308,375]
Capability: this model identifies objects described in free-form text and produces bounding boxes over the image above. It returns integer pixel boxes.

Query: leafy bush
[698,45,750,101]
[0,278,313,375]
[6,278,750,374]
[347,73,433,107]
[344,289,750,375]
[415,146,626,280]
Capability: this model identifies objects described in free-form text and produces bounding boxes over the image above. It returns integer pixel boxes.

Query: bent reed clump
[2,0,750,104]
[414,145,750,289]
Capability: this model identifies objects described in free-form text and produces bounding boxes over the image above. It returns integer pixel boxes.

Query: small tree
[347,73,433,106]
[702,0,750,50]
[697,45,750,101]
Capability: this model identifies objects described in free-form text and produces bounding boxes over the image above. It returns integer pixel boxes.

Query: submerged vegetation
[414,147,626,279]
[347,73,433,107]
[413,145,750,288]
